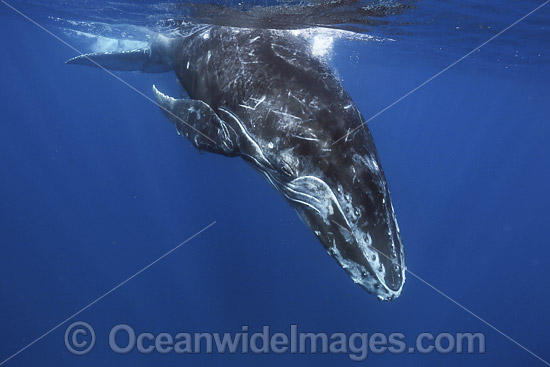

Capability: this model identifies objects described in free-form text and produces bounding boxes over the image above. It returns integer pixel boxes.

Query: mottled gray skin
[67,25,405,300]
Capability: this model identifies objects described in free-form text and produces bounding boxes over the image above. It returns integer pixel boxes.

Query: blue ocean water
[0,0,549,366]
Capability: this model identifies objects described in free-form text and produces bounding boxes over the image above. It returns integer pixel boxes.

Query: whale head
[280,160,405,301]
[216,94,405,301]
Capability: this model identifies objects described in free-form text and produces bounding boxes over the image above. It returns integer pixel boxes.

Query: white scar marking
[239,104,254,110]
[272,110,301,120]
[291,135,319,142]
[239,95,266,110]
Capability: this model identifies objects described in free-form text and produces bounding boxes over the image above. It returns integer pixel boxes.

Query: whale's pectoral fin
[153,86,240,157]
[66,49,171,73]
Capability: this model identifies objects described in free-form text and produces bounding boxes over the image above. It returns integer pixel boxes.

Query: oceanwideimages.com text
[65,322,485,360]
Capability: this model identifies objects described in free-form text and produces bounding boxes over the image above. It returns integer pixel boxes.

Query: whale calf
[67,25,405,300]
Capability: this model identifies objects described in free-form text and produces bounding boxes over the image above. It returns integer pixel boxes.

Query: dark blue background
[1,1,549,366]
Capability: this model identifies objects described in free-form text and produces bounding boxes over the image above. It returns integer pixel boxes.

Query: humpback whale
[67,25,405,301]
